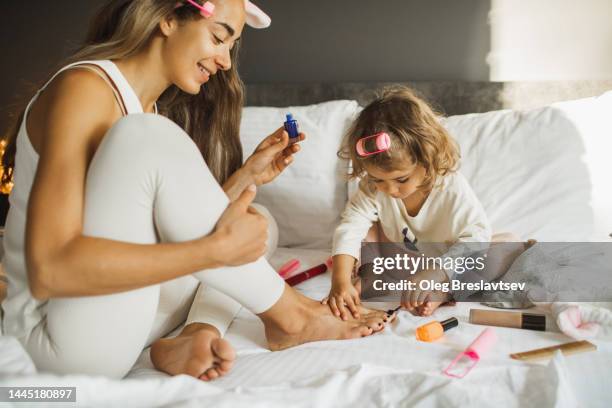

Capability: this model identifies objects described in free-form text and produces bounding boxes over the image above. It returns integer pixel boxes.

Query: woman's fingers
[257,127,285,149]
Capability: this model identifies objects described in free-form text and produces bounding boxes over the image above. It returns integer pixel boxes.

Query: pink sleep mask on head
[245,0,271,29]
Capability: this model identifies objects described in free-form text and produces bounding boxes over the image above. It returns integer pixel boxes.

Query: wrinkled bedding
[2,248,611,407]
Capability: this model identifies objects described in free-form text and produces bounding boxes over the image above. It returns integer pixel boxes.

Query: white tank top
[1,60,153,339]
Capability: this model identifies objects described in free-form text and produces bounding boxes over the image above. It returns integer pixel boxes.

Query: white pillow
[443,91,612,241]
[240,100,361,249]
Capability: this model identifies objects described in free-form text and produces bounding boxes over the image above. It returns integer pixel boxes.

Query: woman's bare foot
[151,323,235,381]
[357,304,398,325]
[262,286,389,351]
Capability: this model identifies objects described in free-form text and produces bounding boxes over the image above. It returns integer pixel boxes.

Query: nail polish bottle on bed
[416,317,459,342]
[284,113,299,144]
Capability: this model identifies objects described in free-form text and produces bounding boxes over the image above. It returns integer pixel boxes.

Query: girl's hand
[212,185,268,266]
[401,268,451,316]
[243,127,306,186]
[323,280,361,320]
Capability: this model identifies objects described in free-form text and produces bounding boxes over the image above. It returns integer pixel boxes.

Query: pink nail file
[443,328,498,378]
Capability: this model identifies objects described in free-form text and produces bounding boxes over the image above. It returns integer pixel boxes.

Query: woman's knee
[94,114,203,170]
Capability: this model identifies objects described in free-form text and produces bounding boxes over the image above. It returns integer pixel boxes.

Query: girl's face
[160,0,245,94]
[364,162,428,200]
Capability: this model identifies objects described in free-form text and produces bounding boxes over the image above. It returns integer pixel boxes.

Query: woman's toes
[211,338,236,362]
[206,368,220,380]
[360,326,374,337]
[216,366,230,377]
[347,325,373,338]
[217,359,234,373]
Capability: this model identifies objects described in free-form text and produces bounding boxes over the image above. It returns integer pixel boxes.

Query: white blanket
[0,335,583,408]
[1,249,611,407]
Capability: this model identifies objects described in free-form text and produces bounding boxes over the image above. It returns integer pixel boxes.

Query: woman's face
[161,0,245,94]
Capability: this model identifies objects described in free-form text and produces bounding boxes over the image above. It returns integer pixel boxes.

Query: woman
[0,0,390,381]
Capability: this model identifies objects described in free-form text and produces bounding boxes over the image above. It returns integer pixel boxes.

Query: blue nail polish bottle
[284,113,299,143]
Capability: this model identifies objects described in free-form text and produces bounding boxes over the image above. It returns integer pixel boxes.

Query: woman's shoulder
[27,67,123,153]
[37,67,120,119]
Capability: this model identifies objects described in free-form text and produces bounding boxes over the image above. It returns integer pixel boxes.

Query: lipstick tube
[285,263,327,286]
[416,317,459,342]
[469,309,546,331]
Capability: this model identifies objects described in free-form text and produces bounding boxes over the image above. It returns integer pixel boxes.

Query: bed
[2,80,612,407]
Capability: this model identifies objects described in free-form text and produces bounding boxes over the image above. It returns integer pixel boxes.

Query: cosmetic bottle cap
[522,313,546,331]
[444,328,497,378]
[286,113,294,122]
[441,317,459,331]
[416,321,443,342]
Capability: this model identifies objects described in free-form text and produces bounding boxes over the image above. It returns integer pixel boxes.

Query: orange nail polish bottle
[416,317,459,342]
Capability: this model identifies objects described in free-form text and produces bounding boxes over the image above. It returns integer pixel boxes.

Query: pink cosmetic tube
[278,259,301,278]
[443,328,498,378]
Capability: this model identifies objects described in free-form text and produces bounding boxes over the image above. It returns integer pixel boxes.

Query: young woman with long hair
[1,0,390,381]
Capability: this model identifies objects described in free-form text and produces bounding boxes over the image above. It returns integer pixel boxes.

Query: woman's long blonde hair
[1,0,244,189]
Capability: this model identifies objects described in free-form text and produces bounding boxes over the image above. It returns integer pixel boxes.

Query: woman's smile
[197,62,211,82]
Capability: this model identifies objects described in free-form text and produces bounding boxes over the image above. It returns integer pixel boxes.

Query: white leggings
[24,114,286,378]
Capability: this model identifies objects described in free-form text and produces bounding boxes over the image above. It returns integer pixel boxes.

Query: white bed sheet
[2,248,611,407]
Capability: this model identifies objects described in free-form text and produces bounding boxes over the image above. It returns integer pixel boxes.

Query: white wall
[489,0,612,80]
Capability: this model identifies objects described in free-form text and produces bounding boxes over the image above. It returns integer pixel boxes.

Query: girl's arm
[326,181,379,318]
[332,179,380,261]
[26,70,265,300]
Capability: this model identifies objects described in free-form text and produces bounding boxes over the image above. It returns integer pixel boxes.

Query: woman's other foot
[151,323,235,381]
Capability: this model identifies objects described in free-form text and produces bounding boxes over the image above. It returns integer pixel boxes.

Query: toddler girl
[325,86,492,318]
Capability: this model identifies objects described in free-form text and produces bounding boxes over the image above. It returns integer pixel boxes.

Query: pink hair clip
[356,132,391,157]
[184,0,215,18]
